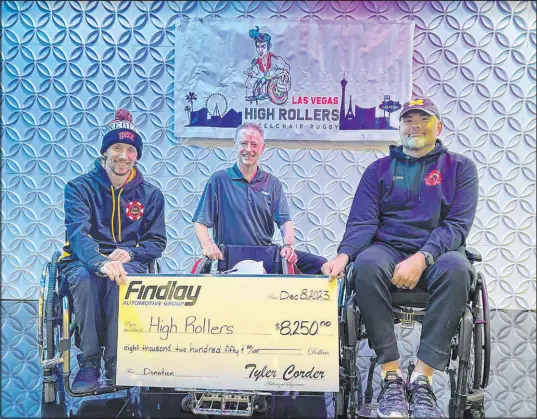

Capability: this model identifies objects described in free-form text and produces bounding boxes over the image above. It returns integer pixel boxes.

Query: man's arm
[279,220,298,264]
[420,158,479,260]
[323,162,381,279]
[194,222,222,260]
[272,180,298,263]
[280,221,294,247]
[272,179,292,229]
[337,161,382,260]
[194,223,213,249]
[273,55,290,74]
[193,179,223,260]
[64,182,108,273]
[129,189,167,264]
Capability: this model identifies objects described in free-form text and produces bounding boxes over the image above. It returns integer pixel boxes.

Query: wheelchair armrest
[465,248,482,263]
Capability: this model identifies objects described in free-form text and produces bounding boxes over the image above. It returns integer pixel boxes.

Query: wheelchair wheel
[43,251,62,404]
[335,295,362,419]
[479,273,491,389]
[181,394,192,412]
[470,306,483,390]
[45,252,61,361]
[470,272,491,391]
[267,77,288,105]
[191,257,212,274]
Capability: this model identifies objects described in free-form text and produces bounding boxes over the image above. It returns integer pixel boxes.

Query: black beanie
[101,109,143,159]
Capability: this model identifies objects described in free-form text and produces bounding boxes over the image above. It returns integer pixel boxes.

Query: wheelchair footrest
[191,391,269,416]
[394,307,424,329]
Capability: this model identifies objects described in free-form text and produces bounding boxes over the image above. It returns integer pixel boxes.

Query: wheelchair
[180,243,313,416]
[191,243,296,275]
[37,250,161,404]
[333,248,490,419]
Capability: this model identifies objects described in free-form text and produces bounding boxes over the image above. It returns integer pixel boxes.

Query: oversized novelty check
[116,275,338,391]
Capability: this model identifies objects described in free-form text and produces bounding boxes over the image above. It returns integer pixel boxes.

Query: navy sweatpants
[351,243,472,370]
[61,260,147,365]
[295,250,327,274]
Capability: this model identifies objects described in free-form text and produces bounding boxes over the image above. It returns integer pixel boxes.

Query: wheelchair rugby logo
[245,26,291,106]
[126,201,144,221]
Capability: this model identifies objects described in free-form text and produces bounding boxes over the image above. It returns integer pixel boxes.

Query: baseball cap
[399,98,441,120]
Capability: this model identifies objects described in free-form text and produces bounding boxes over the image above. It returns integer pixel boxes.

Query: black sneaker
[72,356,100,392]
[377,371,409,418]
[408,375,444,418]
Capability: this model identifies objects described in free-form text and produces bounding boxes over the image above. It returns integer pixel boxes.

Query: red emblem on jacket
[424,170,442,186]
[126,201,144,221]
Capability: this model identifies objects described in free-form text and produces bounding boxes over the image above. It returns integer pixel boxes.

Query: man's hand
[280,245,297,264]
[322,253,350,282]
[108,248,131,263]
[100,260,128,285]
[392,252,427,290]
[202,243,223,261]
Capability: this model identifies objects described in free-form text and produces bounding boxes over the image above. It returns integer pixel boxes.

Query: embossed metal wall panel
[1,1,535,418]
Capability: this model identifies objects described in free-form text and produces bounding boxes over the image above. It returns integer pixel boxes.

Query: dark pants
[352,243,472,371]
[295,250,327,274]
[61,260,147,365]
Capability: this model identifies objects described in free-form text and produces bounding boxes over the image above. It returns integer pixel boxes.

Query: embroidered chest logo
[126,201,144,221]
[424,170,442,186]
[260,190,270,196]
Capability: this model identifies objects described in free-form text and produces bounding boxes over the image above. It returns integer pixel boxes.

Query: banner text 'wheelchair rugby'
[117,275,339,391]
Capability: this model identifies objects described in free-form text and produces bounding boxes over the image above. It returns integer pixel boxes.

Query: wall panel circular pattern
[1,2,536,418]
[1,1,535,305]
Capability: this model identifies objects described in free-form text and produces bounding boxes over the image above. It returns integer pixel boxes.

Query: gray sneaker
[408,375,444,418]
[377,371,409,418]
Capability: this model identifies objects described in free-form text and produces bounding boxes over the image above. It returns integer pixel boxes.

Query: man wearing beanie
[323,98,478,418]
[58,109,167,392]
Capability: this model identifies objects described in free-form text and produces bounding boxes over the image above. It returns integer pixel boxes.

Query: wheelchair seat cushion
[391,287,430,308]
[217,245,282,274]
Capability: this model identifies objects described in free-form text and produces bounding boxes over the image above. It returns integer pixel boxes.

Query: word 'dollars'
[125,281,201,305]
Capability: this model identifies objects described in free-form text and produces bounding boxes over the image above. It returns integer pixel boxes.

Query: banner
[174,18,414,141]
[116,275,339,392]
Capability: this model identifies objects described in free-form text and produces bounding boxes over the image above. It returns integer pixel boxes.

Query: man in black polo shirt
[192,123,326,274]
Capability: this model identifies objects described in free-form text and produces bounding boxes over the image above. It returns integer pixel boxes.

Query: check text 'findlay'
[124,281,201,306]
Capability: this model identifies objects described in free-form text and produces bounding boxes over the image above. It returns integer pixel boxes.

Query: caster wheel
[181,394,192,412]
[254,396,268,414]
[44,381,57,404]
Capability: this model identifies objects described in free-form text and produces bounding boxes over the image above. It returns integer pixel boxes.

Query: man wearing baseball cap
[323,98,478,417]
[58,109,167,392]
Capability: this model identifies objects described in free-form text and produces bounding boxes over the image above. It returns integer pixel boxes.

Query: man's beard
[403,135,427,150]
[109,161,132,176]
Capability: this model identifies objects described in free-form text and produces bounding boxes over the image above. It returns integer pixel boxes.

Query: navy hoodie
[338,140,478,261]
[61,158,167,272]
